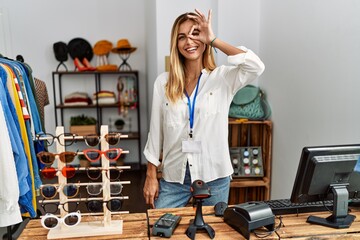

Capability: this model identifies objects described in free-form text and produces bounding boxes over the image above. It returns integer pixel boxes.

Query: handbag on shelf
[229,85,271,120]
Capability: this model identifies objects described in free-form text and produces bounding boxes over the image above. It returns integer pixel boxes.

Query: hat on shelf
[93,40,118,71]
[68,38,94,61]
[93,40,113,56]
[111,39,137,54]
[53,41,68,62]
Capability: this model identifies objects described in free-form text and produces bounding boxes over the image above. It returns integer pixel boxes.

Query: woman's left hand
[188,9,216,45]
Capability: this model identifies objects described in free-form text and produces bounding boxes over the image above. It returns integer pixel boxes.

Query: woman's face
[177,19,205,61]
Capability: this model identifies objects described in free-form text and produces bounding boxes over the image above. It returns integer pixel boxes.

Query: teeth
[187,47,197,52]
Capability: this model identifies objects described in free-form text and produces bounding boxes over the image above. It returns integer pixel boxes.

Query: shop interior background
[0,0,359,210]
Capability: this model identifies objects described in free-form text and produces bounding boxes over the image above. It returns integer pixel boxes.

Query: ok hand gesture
[188,9,216,45]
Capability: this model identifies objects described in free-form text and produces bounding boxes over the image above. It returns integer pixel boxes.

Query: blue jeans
[155,164,230,208]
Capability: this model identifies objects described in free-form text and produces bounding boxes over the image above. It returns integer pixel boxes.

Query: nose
[185,35,194,44]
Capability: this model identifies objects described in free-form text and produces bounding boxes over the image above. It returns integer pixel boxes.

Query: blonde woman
[143,9,265,208]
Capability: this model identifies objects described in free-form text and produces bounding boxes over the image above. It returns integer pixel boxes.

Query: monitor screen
[290,144,360,228]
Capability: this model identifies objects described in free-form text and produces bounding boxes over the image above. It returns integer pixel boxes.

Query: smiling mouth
[186,46,198,53]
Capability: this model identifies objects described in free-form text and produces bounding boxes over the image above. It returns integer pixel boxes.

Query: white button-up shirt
[144,46,265,184]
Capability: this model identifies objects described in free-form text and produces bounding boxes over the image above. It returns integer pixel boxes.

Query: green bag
[229,85,271,120]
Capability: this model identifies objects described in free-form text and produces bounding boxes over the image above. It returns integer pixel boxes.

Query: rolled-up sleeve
[143,76,164,167]
[224,46,265,93]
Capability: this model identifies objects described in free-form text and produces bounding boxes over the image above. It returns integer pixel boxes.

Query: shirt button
[210,92,213,95]
[190,164,192,167]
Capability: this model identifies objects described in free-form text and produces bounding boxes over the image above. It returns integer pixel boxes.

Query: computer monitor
[290,144,360,228]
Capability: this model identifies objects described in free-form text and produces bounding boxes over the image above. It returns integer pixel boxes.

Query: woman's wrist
[210,36,217,47]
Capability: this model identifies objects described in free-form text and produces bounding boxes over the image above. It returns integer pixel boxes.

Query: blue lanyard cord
[184,72,202,138]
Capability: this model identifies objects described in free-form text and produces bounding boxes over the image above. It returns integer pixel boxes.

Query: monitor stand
[307,185,356,228]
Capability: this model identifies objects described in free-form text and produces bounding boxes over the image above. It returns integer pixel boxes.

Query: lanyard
[184,72,202,138]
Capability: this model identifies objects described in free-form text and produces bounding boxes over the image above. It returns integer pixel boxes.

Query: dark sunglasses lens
[106,149,120,161]
[84,135,99,147]
[42,186,57,198]
[85,151,100,161]
[41,167,57,179]
[43,217,58,228]
[87,200,103,212]
[42,203,59,214]
[64,214,79,226]
[63,185,78,197]
[61,166,76,178]
[63,202,79,212]
[106,134,120,145]
[108,199,122,211]
[108,169,121,180]
[87,168,101,180]
[60,152,76,163]
[38,152,54,165]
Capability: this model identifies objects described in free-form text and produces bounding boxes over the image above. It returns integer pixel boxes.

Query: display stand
[45,126,124,239]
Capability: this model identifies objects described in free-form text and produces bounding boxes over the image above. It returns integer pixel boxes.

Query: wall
[259,0,360,199]
[0,0,148,163]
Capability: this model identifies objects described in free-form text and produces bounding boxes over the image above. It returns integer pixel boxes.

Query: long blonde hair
[166,12,216,103]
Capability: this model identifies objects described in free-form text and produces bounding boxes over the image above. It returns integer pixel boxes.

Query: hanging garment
[0,63,36,217]
[0,103,22,227]
[34,78,49,125]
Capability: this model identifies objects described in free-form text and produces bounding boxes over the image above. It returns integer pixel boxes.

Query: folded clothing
[64,92,92,105]
[92,90,116,104]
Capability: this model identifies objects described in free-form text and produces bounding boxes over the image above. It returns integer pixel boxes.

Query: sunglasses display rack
[42,125,131,239]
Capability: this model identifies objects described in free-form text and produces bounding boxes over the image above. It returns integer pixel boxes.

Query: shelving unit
[228,120,272,204]
[52,70,141,169]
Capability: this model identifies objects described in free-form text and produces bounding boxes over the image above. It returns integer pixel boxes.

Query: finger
[187,14,199,23]
[208,9,212,23]
[195,9,205,20]
[188,25,196,35]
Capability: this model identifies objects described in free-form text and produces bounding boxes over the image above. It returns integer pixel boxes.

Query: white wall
[260,0,360,199]
[0,0,148,163]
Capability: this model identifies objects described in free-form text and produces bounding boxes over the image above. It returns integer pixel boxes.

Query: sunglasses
[37,151,77,165]
[82,148,123,162]
[83,133,122,147]
[86,198,123,212]
[35,133,78,147]
[86,167,122,181]
[40,183,80,199]
[86,182,123,196]
[41,211,81,229]
[41,166,77,179]
[41,200,80,214]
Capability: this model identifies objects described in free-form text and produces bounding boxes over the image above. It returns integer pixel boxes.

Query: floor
[1,167,148,239]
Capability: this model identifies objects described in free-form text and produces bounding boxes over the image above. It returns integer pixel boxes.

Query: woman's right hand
[143,163,159,209]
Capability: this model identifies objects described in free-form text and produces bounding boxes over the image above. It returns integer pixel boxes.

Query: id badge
[182,139,202,153]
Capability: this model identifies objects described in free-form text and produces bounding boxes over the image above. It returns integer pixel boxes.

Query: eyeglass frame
[35,132,78,147]
[85,197,124,212]
[40,183,80,199]
[83,132,122,147]
[86,167,123,181]
[37,151,78,165]
[86,182,123,196]
[82,148,123,162]
[41,211,81,229]
[41,199,80,214]
[40,166,78,179]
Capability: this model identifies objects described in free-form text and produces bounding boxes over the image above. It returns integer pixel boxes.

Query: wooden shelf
[228,120,273,204]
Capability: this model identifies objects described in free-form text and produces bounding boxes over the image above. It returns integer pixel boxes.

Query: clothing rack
[0,56,45,239]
